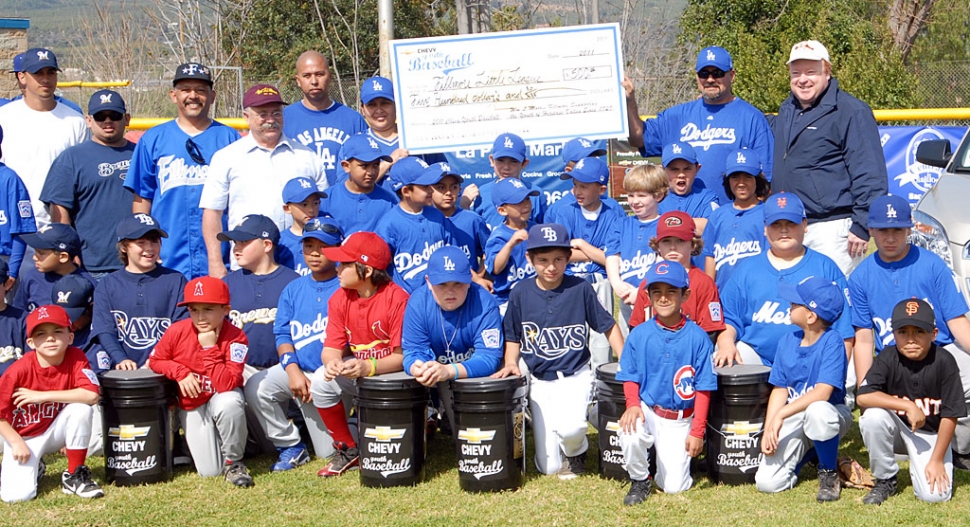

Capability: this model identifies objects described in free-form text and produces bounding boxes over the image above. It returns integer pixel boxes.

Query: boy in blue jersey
[484,178,538,313]
[0,259,25,378]
[430,162,493,291]
[92,214,187,370]
[755,277,852,502]
[245,216,344,468]
[320,134,397,234]
[0,124,36,289]
[546,137,618,222]
[14,224,95,313]
[494,223,624,479]
[658,142,719,234]
[278,177,325,275]
[471,133,546,230]
[617,261,715,504]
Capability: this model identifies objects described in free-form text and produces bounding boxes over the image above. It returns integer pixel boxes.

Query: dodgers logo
[575,159,585,170]
[372,80,383,91]
[367,137,379,150]
[736,151,746,164]
[504,136,514,148]
[706,49,716,61]
[299,178,312,189]
[579,138,591,148]
[680,122,737,150]
[673,365,695,400]
[443,256,456,271]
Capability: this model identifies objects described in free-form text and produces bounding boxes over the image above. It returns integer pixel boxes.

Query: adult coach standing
[771,40,887,276]
[283,51,367,186]
[623,47,773,204]
[124,63,240,279]
[201,84,327,278]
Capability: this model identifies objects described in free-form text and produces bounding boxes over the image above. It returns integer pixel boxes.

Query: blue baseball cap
[491,133,527,162]
[868,194,913,229]
[10,53,23,73]
[560,157,609,185]
[21,223,81,257]
[51,274,95,322]
[21,48,60,73]
[779,276,844,323]
[662,142,698,166]
[360,76,394,103]
[387,157,437,191]
[491,177,539,207]
[423,162,464,185]
[302,216,344,246]
[427,246,472,285]
[724,149,761,177]
[339,134,392,163]
[282,177,327,204]
[217,214,280,245]
[526,223,571,251]
[88,89,126,115]
[561,137,606,163]
[764,192,806,225]
[645,261,690,289]
[116,213,168,241]
[696,46,733,72]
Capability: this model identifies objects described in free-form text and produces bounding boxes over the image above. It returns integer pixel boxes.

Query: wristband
[369,357,377,377]
[280,352,297,369]
[452,363,460,380]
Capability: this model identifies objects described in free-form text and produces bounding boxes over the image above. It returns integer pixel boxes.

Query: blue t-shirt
[552,199,624,279]
[701,202,766,289]
[0,163,36,258]
[484,222,535,305]
[375,206,456,294]
[277,228,310,276]
[605,216,659,288]
[225,266,299,368]
[0,306,26,378]
[446,207,489,270]
[402,282,503,379]
[319,180,398,235]
[283,101,368,185]
[473,178,546,231]
[274,274,341,372]
[769,328,847,406]
[41,140,136,272]
[13,267,96,314]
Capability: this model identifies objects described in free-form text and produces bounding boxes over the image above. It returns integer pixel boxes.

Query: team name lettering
[437,348,474,364]
[680,123,737,150]
[505,262,535,283]
[157,155,209,193]
[11,402,64,430]
[713,238,762,269]
[520,322,586,360]
[396,240,447,280]
[751,301,791,325]
[787,384,814,403]
[894,395,943,416]
[620,250,656,281]
[0,345,23,364]
[290,313,327,349]
[113,312,171,350]
[98,159,131,178]
[229,307,276,327]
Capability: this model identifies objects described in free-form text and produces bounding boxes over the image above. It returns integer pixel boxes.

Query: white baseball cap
[787,40,830,64]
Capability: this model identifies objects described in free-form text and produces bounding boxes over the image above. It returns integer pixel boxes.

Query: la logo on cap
[886,203,897,219]
[664,216,683,227]
[299,179,311,189]
[736,152,746,163]
[706,49,716,61]
[443,256,456,271]
[575,159,585,170]
[672,144,682,154]
[905,301,920,316]
[372,80,383,91]
[37,50,49,60]
[194,282,204,297]
[367,137,379,149]
[510,179,524,189]
[541,226,558,241]
[440,162,450,171]
[579,139,591,148]
[504,136,514,148]
[100,93,113,104]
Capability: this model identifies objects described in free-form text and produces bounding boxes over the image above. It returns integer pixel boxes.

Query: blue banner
[880,125,966,205]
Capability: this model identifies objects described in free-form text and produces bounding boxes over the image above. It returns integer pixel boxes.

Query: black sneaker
[863,475,898,505]
[61,465,104,499]
[223,460,254,487]
[558,452,587,480]
[816,468,841,502]
[317,441,360,477]
[623,478,652,506]
[37,458,46,485]
[952,449,970,471]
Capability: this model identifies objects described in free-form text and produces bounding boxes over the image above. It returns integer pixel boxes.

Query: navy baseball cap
[560,157,609,185]
[696,46,733,72]
[427,246,472,285]
[0,259,9,281]
[10,53,23,73]
[724,149,761,177]
[218,214,280,245]
[561,137,606,163]
[21,224,81,257]
[527,223,571,251]
[51,274,94,322]
[491,133,527,162]
[423,162,464,185]
[491,177,539,207]
[117,213,168,241]
[282,177,327,204]
[387,157,435,192]
[21,48,60,73]
[302,216,344,246]
[868,194,913,229]
[764,192,806,225]
[339,134,392,163]
[779,276,844,323]
[891,298,935,333]
[173,62,212,86]
[662,142,698,166]
[88,89,126,115]
[360,76,394,103]
[645,261,690,289]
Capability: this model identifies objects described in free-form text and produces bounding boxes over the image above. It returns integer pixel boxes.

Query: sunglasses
[697,69,727,80]
[185,138,206,164]
[305,219,343,236]
[93,111,124,122]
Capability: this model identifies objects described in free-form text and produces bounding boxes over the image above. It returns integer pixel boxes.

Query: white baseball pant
[181,389,247,477]
[530,367,593,475]
[619,403,693,493]
[245,364,335,459]
[88,404,103,457]
[242,364,283,456]
[943,343,970,455]
[308,367,358,443]
[588,275,615,369]
[803,217,864,278]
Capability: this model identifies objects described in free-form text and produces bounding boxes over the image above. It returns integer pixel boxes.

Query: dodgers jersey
[375,206,456,294]
[319,180,398,234]
[277,228,310,276]
[0,306,26,378]
[770,328,847,406]
[617,318,716,410]
[720,248,852,365]
[485,222,536,305]
[546,193,622,227]
[473,178,546,231]
[124,120,240,279]
[283,101,368,185]
[0,164,36,257]
[402,282,503,379]
[225,266,299,368]
[365,130,447,193]
[606,216,659,288]
[701,202,766,289]
[657,185,720,220]
[446,207,490,270]
[274,274,341,372]
[850,246,969,352]
[553,200,624,279]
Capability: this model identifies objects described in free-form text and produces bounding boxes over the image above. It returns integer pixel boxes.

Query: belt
[652,405,693,420]
[533,368,583,381]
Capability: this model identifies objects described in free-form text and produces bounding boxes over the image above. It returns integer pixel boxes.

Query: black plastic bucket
[355,372,429,488]
[100,370,177,486]
[594,362,627,480]
[450,376,527,492]
[707,364,771,485]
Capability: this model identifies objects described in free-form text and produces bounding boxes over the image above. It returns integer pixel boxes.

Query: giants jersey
[446,208,490,270]
[473,178,546,231]
[629,266,724,332]
[319,180,398,235]
[0,164,36,256]
[283,101,367,185]
[274,274,341,372]
[375,206,456,294]
[484,222,536,305]
[701,202,766,289]
[769,328,847,406]
[0,306,26,378]
[552,200,624,278]
[606,216,659,288]
[225,266,299,368]
[323,282,409,360]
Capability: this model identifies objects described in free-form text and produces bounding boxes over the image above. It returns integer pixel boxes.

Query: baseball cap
[172,62,213,86]
[724,149,761,177]
[21,224,82,257]
[561,137,606,163]
[217,214,280,245]
[868,194,913,229]
[360,76,394,103]
[178,276,231,307]
[26,305,72,337]
[243,83,285,108]
[787,40,830,64]
[662,142,698,166]
[302,216,344,246]
[644,261,689,289]
[560,157,609,185]
[321,231,392,270]
[779,276,844,323]
[0,259,8,281]
[282,177,327,204]
[491,177,539,207]
[891,298,936,333]
[51,274,95,322]
[116,213,168,241]
[696,46,733,72]
[491,133,527,162]
[657,211,696,241]
[423,162,464,185]
[526,223,571,251]
[764,192,806,225]
[339,134,392,164]
[88,89,126,116]
[21,48,60,73]
[10,53,23,73]
[427,246,472,285]
[387,157,434,192]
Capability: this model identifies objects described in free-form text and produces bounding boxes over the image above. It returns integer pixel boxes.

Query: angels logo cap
[178,276,231,306]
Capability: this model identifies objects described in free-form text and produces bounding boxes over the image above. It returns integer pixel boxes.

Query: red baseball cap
[657,211,696,241]
[26,305,73,337]
[321,232,392,270]
[178,276,231,307]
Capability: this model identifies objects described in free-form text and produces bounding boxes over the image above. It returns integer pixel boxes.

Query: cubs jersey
[553,199,625,279]
[701,202,766,289]
[274,274,341,372]
[13,268,96,314]
[319,179,398,235]
[225,266,298,368]
[375,206,456,294]
[0,164,36,258]
[484,222,536,305]
[323,282,409,361]
[606,216,659,289]
[283,101,368,185]
[473,178,546,231]
[0,306,26,378]
[769,328,847,406]
[446,207,490,270]
[277,228,310,276]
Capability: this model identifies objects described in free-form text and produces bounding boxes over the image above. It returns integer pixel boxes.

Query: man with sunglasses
[623,46,773,205]
[40,90,135,278]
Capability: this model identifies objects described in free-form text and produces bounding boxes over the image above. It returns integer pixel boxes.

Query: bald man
[282,51,368,185]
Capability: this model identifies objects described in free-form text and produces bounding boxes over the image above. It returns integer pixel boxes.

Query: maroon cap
[657,211,696,241]
[178,277,231,307]
[27,305,73,337]
[243,84,285,108]
[321,232,392,270]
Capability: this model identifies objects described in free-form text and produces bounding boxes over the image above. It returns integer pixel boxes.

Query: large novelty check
[390,24,628,155]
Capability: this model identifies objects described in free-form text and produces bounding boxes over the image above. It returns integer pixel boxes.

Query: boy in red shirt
[149,277,253,487]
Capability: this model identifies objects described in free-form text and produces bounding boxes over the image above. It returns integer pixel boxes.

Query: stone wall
[0,26,27,99]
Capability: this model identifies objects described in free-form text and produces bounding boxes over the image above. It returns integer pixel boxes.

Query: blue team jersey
[617,318,717,410]
[485,222,536,305]
[546,193,622,226]
[641,97,774,204]
[446,207,489,270]
[552,199,624,279]
[274,274,341,372]
[73,325,107,375]
[473,178,546,231]
[0,163,36,256]
[658,185,720,220]
[14,267,96,314]
[277,228,310,276]
[365,130,447,193]
[225,266,299,368]
[720,248,852,365]
[319,180,398,235]
[0,306,26,378]
[283,101,368,185]
[375,206,455,294]
[124,120,239,279]
[850,246,969,351]
[402,282,503,379]
[701,202,766,289]
[769,328,847,406]
[605,216,659,288]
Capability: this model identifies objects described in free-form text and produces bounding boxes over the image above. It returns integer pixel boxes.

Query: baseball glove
[838,456,875,489]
